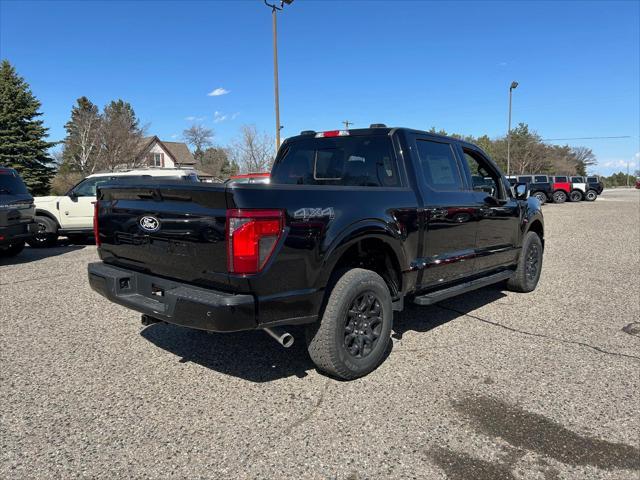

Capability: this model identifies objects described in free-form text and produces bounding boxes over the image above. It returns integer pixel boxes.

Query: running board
[413,270,513,306]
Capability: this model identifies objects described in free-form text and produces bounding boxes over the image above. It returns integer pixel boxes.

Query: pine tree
[0,60,55,194]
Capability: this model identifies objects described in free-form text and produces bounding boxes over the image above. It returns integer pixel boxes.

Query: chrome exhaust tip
[263,327,294,348]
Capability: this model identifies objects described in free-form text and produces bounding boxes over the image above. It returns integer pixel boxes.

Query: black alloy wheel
[525,243,541,282]
[344,292,383,359]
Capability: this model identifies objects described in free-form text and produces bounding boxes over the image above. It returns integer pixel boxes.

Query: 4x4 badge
[139,216,160,232]
[293,207,335,221]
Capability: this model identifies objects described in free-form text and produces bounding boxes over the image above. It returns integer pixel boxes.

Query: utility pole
[507,81,519,177]
[342,120,353,130]
[264,1,294,155]
[627,160,630,187]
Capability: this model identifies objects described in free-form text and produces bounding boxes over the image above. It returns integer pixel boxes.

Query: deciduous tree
[62,96,101,174]
[183,124,214,162]
[229,125,275,174]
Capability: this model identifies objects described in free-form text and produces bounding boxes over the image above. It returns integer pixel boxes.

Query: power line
[541,136,631,141]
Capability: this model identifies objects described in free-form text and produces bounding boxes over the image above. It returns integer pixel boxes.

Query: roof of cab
[285,127,468,145]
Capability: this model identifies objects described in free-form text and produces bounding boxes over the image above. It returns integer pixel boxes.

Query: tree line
[2,59,636,195]
[427,124,597,176]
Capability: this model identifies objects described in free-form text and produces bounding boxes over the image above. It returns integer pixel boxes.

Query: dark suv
[0,168,37,257]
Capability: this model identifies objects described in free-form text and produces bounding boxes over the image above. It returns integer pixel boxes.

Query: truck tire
[569,190,583,202]
[532,192,547,204]
[507,231,543,293]
[0,240,25,257]
[552,190,567,203]
[27,216,58,248]
[306,268,393,380]
[584,190,597,201]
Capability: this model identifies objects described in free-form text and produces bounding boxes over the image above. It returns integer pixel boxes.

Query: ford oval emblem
[139,216,160,232]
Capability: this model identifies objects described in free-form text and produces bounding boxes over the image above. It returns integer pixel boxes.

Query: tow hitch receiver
[141,314,163,326]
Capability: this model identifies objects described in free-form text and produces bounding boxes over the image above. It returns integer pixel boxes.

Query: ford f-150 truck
[88,126,545,379]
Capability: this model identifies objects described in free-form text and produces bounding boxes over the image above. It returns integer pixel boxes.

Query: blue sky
[1,0,638,175]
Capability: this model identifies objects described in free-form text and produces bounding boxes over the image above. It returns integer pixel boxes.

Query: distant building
[138,136,196,168]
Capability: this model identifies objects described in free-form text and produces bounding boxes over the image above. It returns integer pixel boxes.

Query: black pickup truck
[509,175,553,204]
[88,126,545,379]
[0,167,37,257]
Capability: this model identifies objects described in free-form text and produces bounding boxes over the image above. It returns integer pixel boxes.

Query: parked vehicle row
[507,174,603,204]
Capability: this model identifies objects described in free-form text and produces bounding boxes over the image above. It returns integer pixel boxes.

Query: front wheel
[507,231,543,293]
[533,192,547,204]
[569,190,583,202]
[27,216,59,248]
[552,190,567,203]
[306,268,393,380]
[584,190,598,201]
[0,240,25,257]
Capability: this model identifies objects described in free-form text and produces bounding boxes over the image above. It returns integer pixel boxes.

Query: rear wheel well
[330,238,402,299]
[35,210,60,229]
[528,220,544,248]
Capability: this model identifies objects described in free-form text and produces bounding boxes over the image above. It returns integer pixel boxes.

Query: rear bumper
[88,262,256,332]
[0,221,37,245]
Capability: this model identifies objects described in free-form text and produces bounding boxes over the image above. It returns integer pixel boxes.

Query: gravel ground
[1,188,639,480]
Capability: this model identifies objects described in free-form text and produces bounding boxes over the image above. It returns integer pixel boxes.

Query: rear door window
[570,176,582,182]
[271,136,401,187]
[414,140,463,191]
[518,176,533,184]
[534,175,548,182]
[587,176,598,182]
[555,176,568,182]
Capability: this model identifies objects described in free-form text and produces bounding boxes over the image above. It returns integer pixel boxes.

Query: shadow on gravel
[0,242,86,266]
[392,285,506,340]
[140,323,315,382]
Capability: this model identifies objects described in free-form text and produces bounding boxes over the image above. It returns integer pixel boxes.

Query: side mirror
[68,191,78,200]
[513,182,529,200]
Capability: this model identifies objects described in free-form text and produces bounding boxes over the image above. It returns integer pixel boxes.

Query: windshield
[271,136,401,187]
[0,169,29,195]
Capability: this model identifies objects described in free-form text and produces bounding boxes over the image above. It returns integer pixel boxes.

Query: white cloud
[214,111,228,123]
[185,116,205,122]
[231,112,240,120]
[497,61,508,67]
[170,134,179,139]
[207,87,230,97]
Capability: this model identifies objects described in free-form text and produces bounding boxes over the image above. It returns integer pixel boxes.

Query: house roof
[140,136,196,165]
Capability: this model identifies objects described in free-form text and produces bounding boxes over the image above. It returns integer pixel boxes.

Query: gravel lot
[1,188,639,480]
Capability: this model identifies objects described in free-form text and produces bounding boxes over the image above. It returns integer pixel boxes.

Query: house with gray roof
[139,136,196,168]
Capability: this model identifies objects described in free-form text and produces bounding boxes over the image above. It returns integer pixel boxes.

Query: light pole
[507,81,518,176]
[264,0,293,154]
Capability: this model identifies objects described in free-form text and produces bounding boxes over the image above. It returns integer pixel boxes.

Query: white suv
[30,168,199,247]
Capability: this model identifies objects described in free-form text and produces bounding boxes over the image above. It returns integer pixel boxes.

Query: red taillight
[315,130,349,138]
[93,201,101,247]
[226,209,284,274]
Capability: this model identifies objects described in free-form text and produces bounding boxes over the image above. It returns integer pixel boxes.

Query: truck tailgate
[97,182,230,289]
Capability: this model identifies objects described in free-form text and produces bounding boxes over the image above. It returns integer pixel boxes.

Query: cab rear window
[271,137,401,187]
